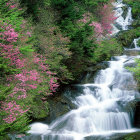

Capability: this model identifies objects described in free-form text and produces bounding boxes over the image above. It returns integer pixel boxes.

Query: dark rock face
[80,62,109,84]
[122,6,128,19]
[45,92,76,124]
[134,101,140,128]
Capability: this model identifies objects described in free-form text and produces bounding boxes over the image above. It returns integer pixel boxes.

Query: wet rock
[21,135,42,140]
[85,133,128,140]
[80,62,109,84]
[86,62,109,72]
[134,100,140,128]
[124,62,136,68]
[119,131,140,140]
[122,6,128,19]
[114,23,123,31]
[45,92,76,124]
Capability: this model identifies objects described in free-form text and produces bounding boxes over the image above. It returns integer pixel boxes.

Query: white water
[124,36,140,50]
[26,55,140,140]
[112,0,133,34]
[18,1,140,140]
[132,37,140,49]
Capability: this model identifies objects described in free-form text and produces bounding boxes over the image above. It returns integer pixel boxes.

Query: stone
[45,92,76,124]
[79,62,109,84]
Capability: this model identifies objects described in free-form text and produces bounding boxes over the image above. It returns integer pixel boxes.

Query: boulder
[80,62,109,84]
[45,92,76,124]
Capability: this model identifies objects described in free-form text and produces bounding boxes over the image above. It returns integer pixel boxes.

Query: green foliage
[138,39,140,46]
[117,27,140,48]
[34,7,73,83]
[0,0,24,30]
[28,98,49,119]
[93,38,123,63]
[0,114,30,138]
[64,24,97,78]
[128,59,140,83]
[123,0,140,20]
[69,24,95,57]
[20,0,39,20]
[24,0,122,80]
[19,45,34,55]
[0,57,18,79]
[81,0,109,7]
[0,0,51,138]
[49,0,98,79]
[0,85,30,138]
[20,0,51,20]
[0,85,11,102]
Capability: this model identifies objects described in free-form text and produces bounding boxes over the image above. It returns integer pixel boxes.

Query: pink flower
[10,5,16,9]
[26,31,31,37]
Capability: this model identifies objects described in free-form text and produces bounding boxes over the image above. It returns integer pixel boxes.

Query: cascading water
[127,37,140,50]
[112,0,133,34]
[23,56,140,140]
[16,0,140,140]
[132,37,140,49]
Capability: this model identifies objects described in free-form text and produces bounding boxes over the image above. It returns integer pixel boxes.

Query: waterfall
[25,56,140,140]
[18,1,140,140]
[112,0,133,34]
[133,37,140,49]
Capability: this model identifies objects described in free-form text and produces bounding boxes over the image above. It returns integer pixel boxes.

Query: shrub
[93,38,123,63]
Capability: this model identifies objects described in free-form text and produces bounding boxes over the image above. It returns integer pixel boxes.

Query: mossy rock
[116,27,140,48]
[119,132,140,140]
[116,30,136,48]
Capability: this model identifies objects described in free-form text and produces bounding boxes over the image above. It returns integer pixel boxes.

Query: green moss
[0,135,10,140]
[117,27,140,48]
[120,132,140,140]
[137,39,140,47]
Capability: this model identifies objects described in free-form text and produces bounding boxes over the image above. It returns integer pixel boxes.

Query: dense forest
[0,0,140,139]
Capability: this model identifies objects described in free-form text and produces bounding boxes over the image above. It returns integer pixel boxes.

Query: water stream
[129,37,140,50]
[112,0,133,34]
[24,54,140,140]
[16,0,140,140]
